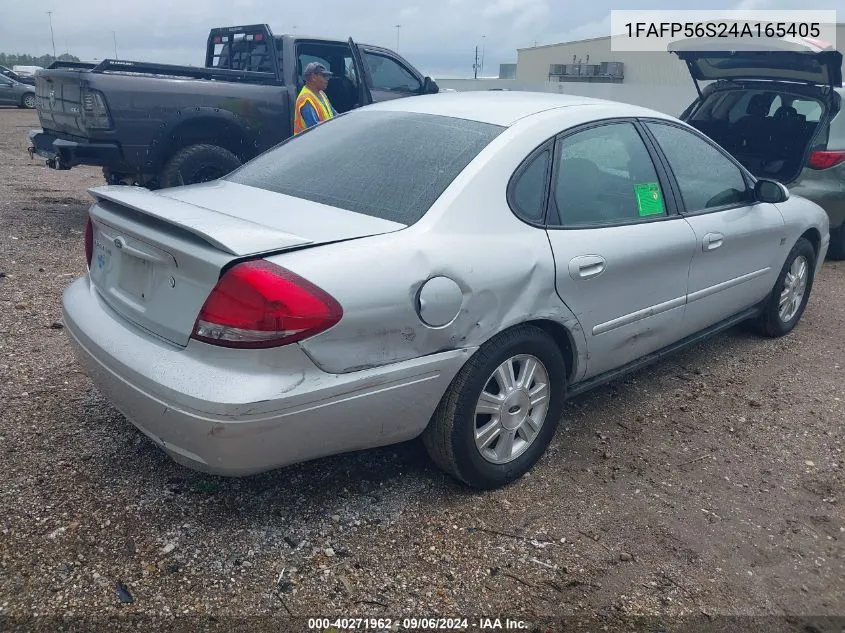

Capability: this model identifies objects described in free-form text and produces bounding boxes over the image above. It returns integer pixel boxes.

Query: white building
[438,24,845,116]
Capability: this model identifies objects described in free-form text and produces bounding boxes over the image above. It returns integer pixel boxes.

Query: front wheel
[21,93,36,109]
[157,144,242,189]
[422,324,566,489]
[750,237,816,337]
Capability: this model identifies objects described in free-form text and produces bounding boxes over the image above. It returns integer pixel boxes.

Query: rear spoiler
[89,185,313,257]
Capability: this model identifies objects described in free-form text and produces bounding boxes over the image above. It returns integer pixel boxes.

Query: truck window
[363,52,421,94]
[297,54,331,82]
[295,42,362,114]
[210,33,276,74]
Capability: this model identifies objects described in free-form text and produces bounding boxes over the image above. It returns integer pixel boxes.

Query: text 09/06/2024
[307,617,529,630]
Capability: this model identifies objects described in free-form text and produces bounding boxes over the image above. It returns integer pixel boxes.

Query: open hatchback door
[670,37,843,95]
[671,36,843,187]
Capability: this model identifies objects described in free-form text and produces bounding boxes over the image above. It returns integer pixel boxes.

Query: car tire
[158,144,242,189]
[750,237,816,338]
[827,223,845,261]
[21,93,36,109]
[422,324,566,489]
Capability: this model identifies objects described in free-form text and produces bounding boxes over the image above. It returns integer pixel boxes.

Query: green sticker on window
[634,182,665,217]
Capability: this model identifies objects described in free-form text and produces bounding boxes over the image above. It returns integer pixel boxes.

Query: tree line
[0,53,81,68]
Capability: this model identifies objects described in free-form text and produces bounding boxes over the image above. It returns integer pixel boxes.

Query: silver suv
[673,40,845,259]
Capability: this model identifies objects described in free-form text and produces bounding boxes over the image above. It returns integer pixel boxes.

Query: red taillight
[808,150,845,170]
[84,217,93,268]
[191,260,343,349]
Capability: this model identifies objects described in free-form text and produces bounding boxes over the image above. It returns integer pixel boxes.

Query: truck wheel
[21,94,36,109]
[158,144,242,189]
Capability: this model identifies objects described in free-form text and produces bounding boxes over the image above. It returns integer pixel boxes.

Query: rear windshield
[225,111,505,225]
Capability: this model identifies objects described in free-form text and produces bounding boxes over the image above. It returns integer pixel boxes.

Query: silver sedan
[61,91,830,489]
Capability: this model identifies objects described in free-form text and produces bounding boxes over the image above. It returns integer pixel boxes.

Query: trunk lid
[86,180,405,347]
[36,71,87,136]
[670,37,843,88]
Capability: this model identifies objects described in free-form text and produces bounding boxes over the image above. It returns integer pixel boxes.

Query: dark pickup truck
[28,24,439,188]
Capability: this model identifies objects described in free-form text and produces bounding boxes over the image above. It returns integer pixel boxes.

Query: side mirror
[754,179,789,203]
[422,76,439,94]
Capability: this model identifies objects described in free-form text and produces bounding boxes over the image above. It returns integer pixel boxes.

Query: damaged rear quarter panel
[268,117,592,378]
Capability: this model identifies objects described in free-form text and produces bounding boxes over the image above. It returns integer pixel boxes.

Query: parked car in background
[61,92,828,489]
[27,23,438,189]
[0,74,36,108]
[12,65,43,78]
[0,65,36,86]
[672,38,845,259]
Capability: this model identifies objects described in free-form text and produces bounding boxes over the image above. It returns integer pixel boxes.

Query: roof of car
[362,90,673,127]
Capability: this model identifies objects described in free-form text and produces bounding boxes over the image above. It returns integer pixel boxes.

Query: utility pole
[481,35,486,77]
[395,24,401,52]
[113,31,118,59]
[473,45,479,79]
[47,11,56,60]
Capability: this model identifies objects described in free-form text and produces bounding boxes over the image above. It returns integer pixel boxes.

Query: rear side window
[510,149,550,222]
[549,122,667,227]
[226,111,504,224]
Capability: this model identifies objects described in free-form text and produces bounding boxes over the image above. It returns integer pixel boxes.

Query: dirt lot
[0,107,843,632]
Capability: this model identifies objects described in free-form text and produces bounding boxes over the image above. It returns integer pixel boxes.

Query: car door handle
[569,255,606,280]
[702,233,724,251]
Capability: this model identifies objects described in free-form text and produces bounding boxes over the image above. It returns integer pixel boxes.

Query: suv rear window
[225,111,504,225]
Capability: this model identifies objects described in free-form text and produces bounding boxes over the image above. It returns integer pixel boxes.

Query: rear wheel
[828,223,845,260]
[21,93,36,109]
[750,237,816,337]
[158,144,242,189]
[422,324,566,489]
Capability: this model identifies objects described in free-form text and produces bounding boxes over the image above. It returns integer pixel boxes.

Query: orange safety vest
[293,86,335,135]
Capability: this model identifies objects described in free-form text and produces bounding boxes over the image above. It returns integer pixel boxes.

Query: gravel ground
[1,107,843,632]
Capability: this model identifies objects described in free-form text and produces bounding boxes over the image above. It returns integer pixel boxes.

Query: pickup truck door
[353,45,426,103]
[347,38,373,107]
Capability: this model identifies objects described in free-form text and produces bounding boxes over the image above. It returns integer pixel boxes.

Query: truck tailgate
[36,72,86,136]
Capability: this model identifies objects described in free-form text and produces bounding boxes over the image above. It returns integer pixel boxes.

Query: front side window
[364,52,421,93]
[226,111,504,225]
[550,122,667,227]
[646,122,751,211]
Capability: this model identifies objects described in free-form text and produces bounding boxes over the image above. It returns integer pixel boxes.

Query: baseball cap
[303,62,333,78]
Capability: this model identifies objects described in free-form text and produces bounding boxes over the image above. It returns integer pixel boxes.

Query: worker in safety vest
[293,62,337,135]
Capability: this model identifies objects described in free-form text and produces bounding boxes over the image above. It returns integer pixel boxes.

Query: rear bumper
[61,276,472,476]
[28,128,121,170]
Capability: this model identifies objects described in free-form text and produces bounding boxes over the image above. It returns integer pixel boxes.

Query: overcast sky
[0,0,836,78]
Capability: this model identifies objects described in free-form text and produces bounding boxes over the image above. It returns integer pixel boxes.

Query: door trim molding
[592,266,771,336]
[593,295,686,335]
[687,267,771,303]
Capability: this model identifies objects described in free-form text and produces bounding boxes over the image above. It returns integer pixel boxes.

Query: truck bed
[33,65,290,176]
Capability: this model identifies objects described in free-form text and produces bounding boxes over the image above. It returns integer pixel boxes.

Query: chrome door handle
[569,255,606,280]
[703,233,724,251]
